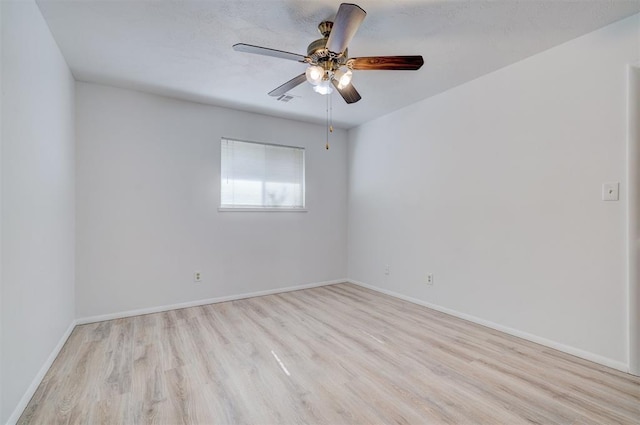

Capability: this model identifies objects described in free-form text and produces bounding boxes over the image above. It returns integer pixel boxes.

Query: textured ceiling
[36,0,640,129]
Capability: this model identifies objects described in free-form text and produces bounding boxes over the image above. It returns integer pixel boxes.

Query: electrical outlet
[194,271,202,282]
[426,274,434,285]
[384,265,390,275]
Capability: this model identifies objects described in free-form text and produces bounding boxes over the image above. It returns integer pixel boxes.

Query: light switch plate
[602,183,619,201]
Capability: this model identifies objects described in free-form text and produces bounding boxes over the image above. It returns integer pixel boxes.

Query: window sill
[218,207,308,213]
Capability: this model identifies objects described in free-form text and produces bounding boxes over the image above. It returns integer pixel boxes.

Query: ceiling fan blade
[331,79,361,104]
[325,3,366,55]
[269,74,308,97]
[233,43,308,63]
[349,56,424,70]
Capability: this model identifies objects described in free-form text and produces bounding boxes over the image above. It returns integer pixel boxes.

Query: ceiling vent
[276,94,294,102]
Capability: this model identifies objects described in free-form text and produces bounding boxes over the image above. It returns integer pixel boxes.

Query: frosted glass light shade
[305,65,324,85]
[313,79,333,95]
[334,68,353,89]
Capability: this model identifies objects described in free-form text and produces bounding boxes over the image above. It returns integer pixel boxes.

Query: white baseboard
[6,319,78,425]
[76,279,345,325]
[347,279,629,373]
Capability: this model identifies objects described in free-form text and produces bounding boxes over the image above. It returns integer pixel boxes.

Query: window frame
[218,137,307,212]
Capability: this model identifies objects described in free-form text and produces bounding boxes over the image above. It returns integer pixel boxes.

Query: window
[220,138,305,210]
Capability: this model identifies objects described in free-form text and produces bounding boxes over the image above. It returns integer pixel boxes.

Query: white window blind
[221,138,305,209]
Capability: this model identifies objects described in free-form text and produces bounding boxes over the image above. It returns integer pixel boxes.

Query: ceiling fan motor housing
[307,21,349,71]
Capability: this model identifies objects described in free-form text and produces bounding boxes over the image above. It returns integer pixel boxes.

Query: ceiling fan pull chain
[326,92,330,150]
[324,92,329,150]
[330,90,334,134]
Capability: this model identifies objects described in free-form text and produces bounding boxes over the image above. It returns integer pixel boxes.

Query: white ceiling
[36,0,640,129]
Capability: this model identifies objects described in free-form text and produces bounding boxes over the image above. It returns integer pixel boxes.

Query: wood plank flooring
[19,283,640,424]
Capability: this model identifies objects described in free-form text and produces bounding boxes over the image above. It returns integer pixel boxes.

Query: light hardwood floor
[19,283,640,424]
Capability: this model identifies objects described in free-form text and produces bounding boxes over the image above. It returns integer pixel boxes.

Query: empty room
[2,0,640,423]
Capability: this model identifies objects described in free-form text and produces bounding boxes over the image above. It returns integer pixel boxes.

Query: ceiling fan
[232,3,424,104]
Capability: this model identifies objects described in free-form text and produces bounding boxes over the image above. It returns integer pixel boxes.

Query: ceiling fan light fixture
[334,68,353,89]
[313,79,333,95]
[234,3,424,106]
[305,65,324,85]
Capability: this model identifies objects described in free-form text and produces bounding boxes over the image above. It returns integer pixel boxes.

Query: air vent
[277,95,294,102]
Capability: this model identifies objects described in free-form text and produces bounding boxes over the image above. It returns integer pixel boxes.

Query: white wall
[75,83,348,318]
[348,14,639,368]
[0,0,4,419]
[629,66,640,375]
[1,1,76,423]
